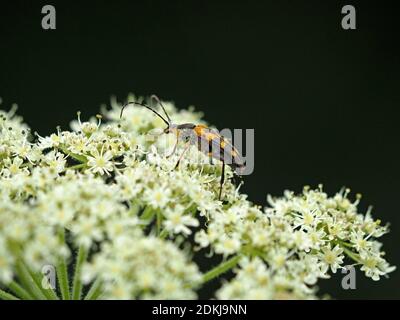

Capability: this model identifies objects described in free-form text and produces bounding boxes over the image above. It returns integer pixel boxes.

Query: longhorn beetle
[120,95,245,200]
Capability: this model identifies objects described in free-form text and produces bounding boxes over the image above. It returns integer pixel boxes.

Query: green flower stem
[56,229,70,300]
[72,245,88,300]
[241,245,268,259]
[84,278,103,300]
[342,247,362,264]
[58,145,88,163]
[0,288,19,300]
[159,229,169,239]
[15,261,47,300]
[337,240,353,248]
[140,206,155,222]
[201,255,241,284]
[8,280,34,300]
[156,211,162,235]
[335,240,362,264]
[67,163,87,170]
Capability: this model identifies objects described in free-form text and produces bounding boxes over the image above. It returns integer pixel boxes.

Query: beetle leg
[218,160,225,200]
[166,134,179,158]
[174,142,190,169]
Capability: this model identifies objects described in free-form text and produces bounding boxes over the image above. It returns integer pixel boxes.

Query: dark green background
[1,0,399,299]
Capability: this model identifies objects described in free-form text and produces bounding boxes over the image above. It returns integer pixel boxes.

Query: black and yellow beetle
[120,95,245,199]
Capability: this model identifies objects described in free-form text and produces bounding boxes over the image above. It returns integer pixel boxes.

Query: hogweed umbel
[0,95,395,300]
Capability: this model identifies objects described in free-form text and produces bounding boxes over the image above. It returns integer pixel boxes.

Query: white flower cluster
[203,187,395,299]
[83,236,201,299]
[0,96,395,300]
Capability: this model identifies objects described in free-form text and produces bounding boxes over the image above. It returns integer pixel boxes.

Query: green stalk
[58,145,88,163]
[15,261,47,300]
[0,288,19,300]
[337,239,354,248]
[8,281,34,300]
[84,278,103,300]
[342,247,362,264]
[159,229,169,239]
[201,255,241,284]
[56,229,70,300]
[156,211,162,235]
[140,206,155,221]
[72,245,88,300]
[66,163,87,171]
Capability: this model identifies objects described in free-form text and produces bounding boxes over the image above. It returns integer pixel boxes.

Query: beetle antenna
[120,101,170,127]
[151,95,171,123]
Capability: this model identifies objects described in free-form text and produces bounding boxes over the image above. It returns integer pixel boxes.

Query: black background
[0,0,399,299]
